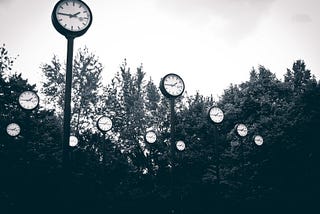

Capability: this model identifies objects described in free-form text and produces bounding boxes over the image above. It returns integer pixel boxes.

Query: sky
[1,0,319,97]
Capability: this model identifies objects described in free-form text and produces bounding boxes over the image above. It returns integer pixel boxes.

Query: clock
[254,135,263,146]
[6,123,21,137]
[52,0,92,38]
[236,124,248,137]
[208,106,224,124]
[176,140,185,151]
[159,73,185,98]
[69,135,78,147]
[18,91,39,110]
[97,116,113,133]
[145,130,157,144]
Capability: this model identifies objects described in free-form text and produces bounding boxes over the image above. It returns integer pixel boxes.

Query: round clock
[236,124,248,137]
[254,135,264,146]
[69,135,78,147]
[159,73,185,98]
[176,140,186,151]
[6,123,21,137]
[18,91,39,110]
[208,106,224,124]
[97,116,113,133]
[145,130,157,144]
[52,0,92,38]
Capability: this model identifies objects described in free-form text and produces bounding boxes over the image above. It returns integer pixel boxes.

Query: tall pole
[213,125,220,190]
[170,98,176,163]
[62,37,74,168]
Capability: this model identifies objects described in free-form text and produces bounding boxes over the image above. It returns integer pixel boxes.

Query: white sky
[1,0,319,97]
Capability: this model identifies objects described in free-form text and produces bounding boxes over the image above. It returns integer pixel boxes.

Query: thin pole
[62,37,74,168]
[170,98,175,162]
[213,125,220,188]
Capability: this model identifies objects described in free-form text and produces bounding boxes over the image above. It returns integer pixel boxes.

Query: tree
[40,47,104,134]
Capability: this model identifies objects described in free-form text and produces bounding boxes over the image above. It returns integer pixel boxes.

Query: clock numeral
[83,11,87,13]
[73,1,75,6]
[82,22,86,26]
[71,26,73,30]
[78,26,81,30]
[60,6,64,9]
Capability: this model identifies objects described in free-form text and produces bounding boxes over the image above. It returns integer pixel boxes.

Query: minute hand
[57,12,73,17]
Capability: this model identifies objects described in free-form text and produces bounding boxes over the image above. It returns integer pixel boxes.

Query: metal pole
[169,98,176,214]
[213,125,220,190]
[62,37,74,168]
[170,98,175,161]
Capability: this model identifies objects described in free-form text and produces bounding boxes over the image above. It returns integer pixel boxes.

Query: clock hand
[57,12,73,17]
[71,12,81,17]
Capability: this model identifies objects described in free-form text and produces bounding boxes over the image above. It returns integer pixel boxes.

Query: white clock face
[176,140,185,151]
[236,124,248,137]
[69,135,78,147]
[254,135,264,146]
[18,91,39,110]
[163,74,185,97]
[6,123,21,137]
[145,131,157,144]
[209,107,224,123]
[55,0,91,32]
[97,116,112,132]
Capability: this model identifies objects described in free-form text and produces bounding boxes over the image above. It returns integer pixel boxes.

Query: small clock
[6,123,21,137]
[159,73,185,98]
[69,135,78,147]
[52,0,92,38]
[254,135,263,146]
[18,91,39,110]
[145,130,157,144]
[97,116,113,133]
[236,124,248,137]
[208,106,224,124]
[176,140,186,151]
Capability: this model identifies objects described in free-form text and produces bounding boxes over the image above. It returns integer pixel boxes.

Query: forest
[1,44,319,214]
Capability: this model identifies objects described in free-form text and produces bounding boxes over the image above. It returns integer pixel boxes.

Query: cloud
[292,14,312,23]
[156,0,276,43]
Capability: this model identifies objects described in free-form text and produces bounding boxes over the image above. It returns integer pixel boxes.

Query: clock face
[145,131,157,144]
[6,123,21,137]
[69,135,78,147]
[18,91,39,110]
[97,116,112,132]
[236,124,248,137]
[254,135,264,146]
[53,0,92,36]
[161,73,185,98]
[176,140,185,151]
[209,107,224,123]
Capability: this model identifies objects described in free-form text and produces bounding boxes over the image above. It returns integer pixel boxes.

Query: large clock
[254,135,263,146]
[52,0,92,38]
[176,140,186,151]
[97,116,113,133]
[18,91,39,110]
[236,124,248,137]
[208,106,224,124]
[6,123,21,137]
[159,73,185,98]
[145,130,157,144]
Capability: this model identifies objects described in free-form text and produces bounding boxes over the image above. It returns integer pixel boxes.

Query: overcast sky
[1,0,319,97]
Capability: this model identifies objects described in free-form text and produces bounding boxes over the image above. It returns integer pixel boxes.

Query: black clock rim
[159,73,185,98]
[208,106,224,124]
[97,116,112,133]
[52,0,93,39]
[18,91,40,111]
